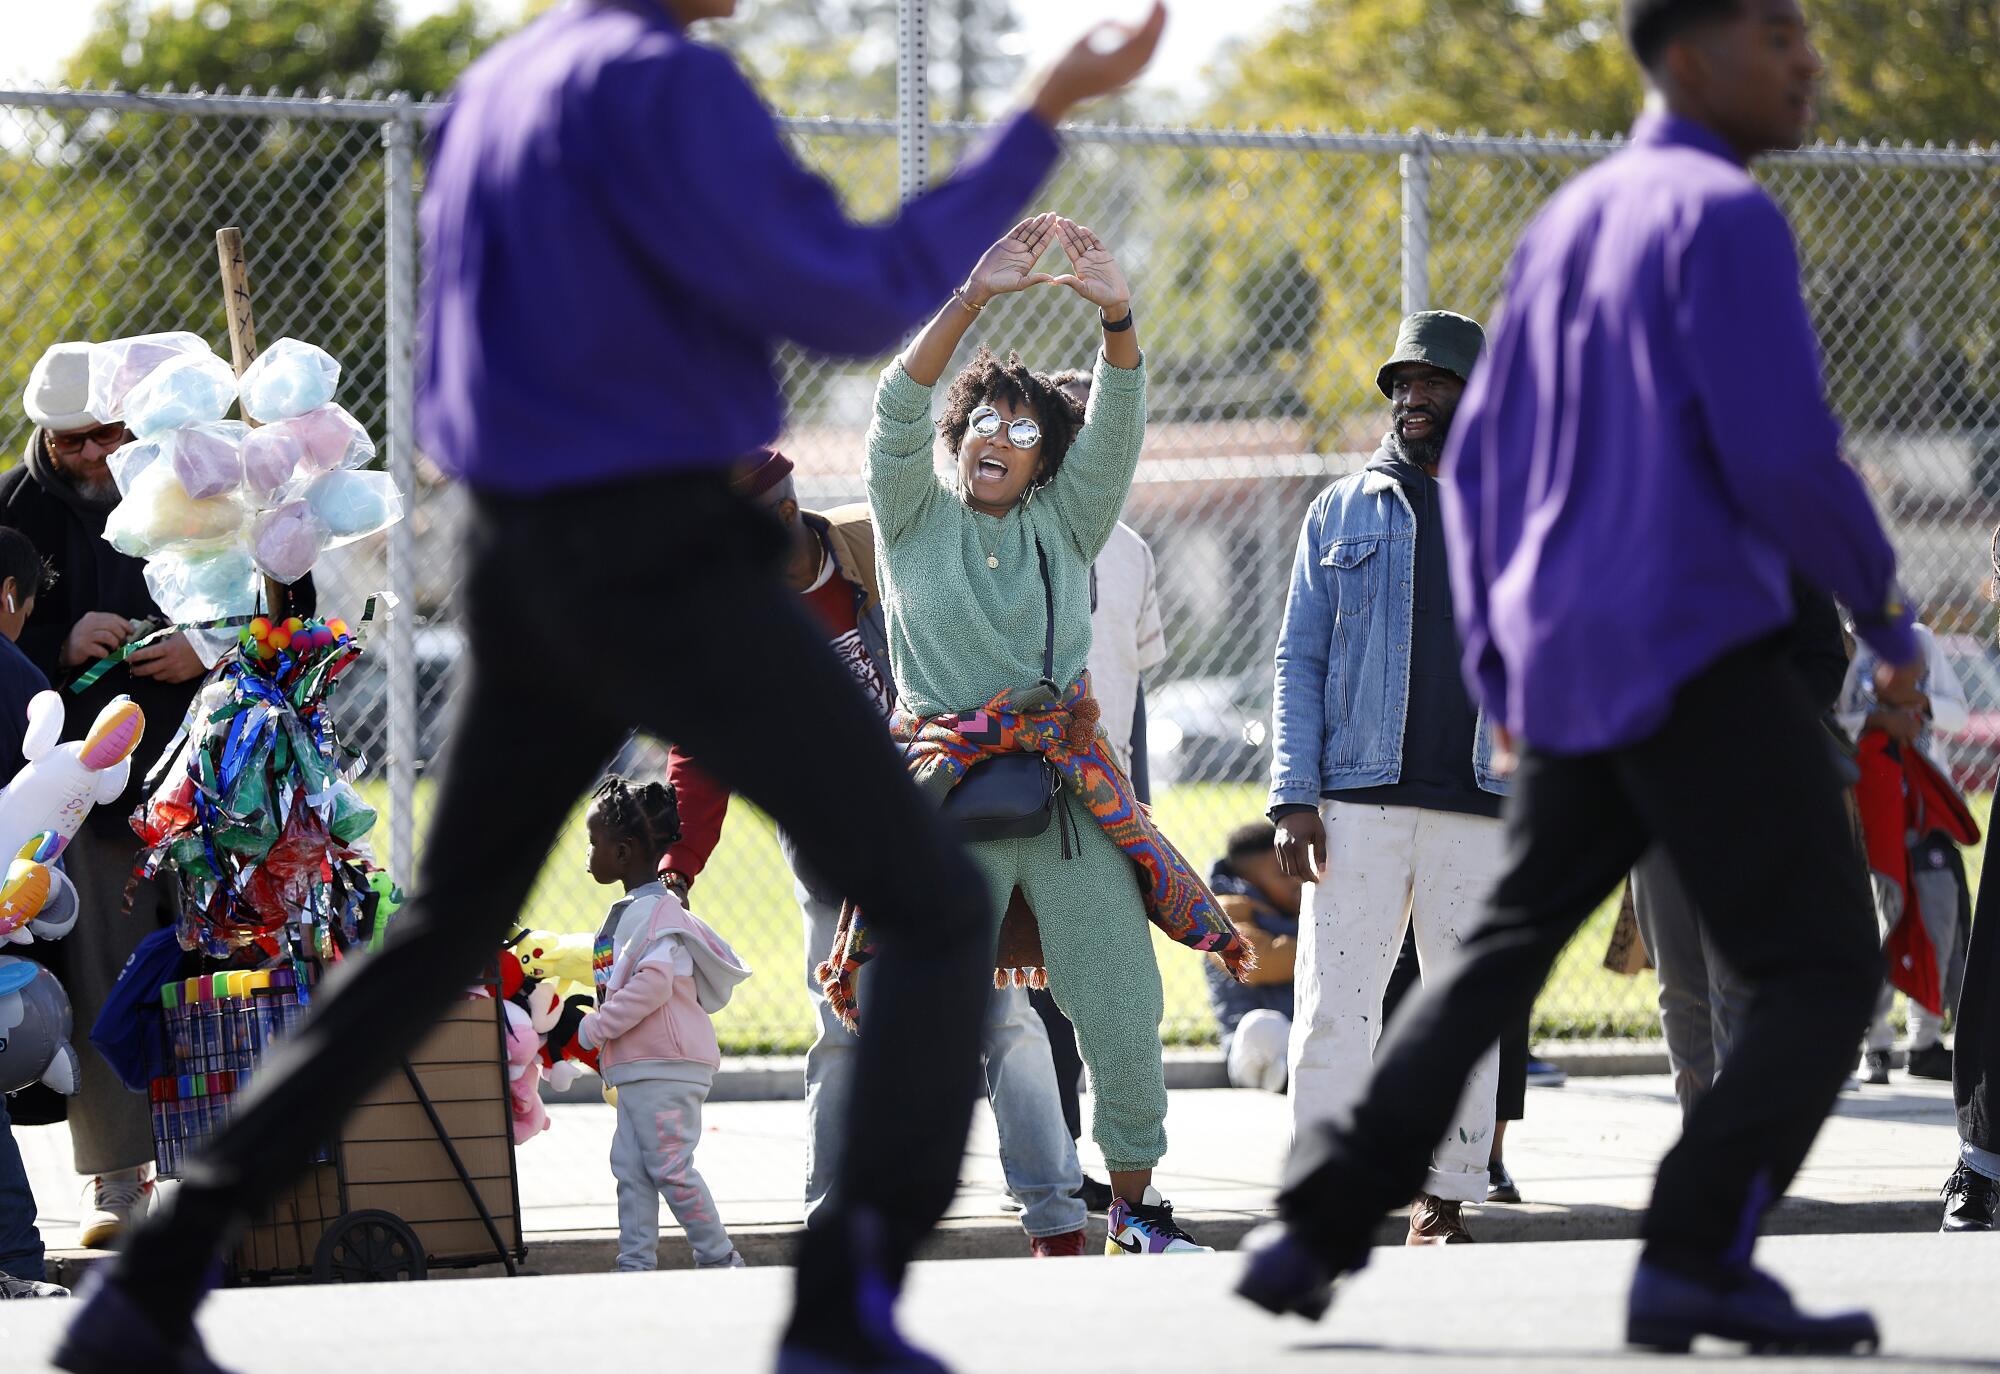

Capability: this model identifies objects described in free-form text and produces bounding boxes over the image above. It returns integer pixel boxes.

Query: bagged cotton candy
[87,332,210,424]
[122,351,239,438]
[238,339,340,423]
[104,462,246,558]
[249,502,321,584]
[108,438,167,498]
[287,404,375,474]
[165,422,249,501]
[240,426,305,503]
[302,470,402,544]
[144,547,258,625]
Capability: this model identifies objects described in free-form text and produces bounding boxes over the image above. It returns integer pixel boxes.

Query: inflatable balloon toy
[0,692,146,945]
[0,955,81,1095]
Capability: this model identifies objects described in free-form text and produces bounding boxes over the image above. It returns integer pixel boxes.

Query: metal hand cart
[154,995,526,1282]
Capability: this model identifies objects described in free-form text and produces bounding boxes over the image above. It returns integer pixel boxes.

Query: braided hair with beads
[591,774,683,865]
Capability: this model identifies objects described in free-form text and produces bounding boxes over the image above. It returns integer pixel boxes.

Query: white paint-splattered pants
[610,1075,736,1270]
[1289,800,1505,1203]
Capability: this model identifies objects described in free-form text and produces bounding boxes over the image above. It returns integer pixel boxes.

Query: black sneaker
[1487,1160,1523,1204]
[1074,1174,1115,1214]
[1907,1043,1953,1081]
[1942,1163,1997,1232]
[1861,1049,1892,1085]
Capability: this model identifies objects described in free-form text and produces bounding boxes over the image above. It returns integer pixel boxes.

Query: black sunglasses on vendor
[46,423,130,458]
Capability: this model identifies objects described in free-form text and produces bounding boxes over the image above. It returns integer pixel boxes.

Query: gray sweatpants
[1630,845,1754,1120]
[609,1075,734,1270]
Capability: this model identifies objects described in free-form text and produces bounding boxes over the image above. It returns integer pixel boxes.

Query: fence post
[1400,132,1432,315]
[897,0,930,201]
[382,96,418,886]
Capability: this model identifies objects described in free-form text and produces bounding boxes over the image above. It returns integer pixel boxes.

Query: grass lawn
[366,781,1985,1056]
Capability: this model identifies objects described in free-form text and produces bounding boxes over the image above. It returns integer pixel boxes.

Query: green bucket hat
[1376,310,1486,398]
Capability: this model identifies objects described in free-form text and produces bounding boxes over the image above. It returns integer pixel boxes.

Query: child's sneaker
[1105,1186,1210,1254]
[697,1250,748,1269]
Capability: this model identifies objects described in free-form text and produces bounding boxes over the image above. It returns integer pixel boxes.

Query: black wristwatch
[1100,306,1135,333]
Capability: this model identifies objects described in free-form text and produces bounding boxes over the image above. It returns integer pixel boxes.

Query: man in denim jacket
[1268,310,1503,1244]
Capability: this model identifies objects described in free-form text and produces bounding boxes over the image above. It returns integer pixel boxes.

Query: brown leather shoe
[1406,1193,1475,1245]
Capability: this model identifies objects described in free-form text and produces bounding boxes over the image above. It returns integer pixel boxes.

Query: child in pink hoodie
[577,776,753,1272]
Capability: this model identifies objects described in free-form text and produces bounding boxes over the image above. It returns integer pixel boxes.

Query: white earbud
[4,594,15,614]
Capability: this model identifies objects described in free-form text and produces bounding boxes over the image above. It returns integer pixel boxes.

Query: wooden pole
[215,227,260,383]
[214,226,290,621]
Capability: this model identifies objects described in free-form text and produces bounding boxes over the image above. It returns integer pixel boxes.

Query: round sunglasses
[968,404,1041,450]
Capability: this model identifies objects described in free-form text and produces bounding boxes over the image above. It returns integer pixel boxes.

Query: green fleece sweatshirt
[865,349,1147,719]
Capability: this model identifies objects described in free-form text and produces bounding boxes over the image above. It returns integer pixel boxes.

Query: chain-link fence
[2,89,1995,1053]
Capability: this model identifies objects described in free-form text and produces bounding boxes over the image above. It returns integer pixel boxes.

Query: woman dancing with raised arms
[830,213,1252,1256]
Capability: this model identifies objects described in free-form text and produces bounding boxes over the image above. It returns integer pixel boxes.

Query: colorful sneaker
[1030,1228,1087,1258]
[1105,1186,1210,1254]
[0,1270,69,1298]
[78,1165,154,1250]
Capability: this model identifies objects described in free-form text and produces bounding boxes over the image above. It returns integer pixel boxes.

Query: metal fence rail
[2,87,1995,1052]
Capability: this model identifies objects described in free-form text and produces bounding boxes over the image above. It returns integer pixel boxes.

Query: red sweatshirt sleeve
[663,745,730,882]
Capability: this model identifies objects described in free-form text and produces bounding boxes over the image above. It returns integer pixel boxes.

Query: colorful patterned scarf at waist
[815,673,1254,1029]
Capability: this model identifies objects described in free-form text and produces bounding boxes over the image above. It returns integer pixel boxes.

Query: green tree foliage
[1178,0,2000,447]
[714,0,1027,120]
[1209,0,1996,145]
[1210,0,1639,137]
[63,0,505,98]
[1,1,512,459]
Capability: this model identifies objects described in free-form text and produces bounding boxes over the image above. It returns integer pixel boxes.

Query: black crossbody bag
[938,537,1065,841]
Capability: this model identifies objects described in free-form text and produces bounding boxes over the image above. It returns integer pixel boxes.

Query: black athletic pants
[112,471,993,1344]
[1280,635,1879,1278]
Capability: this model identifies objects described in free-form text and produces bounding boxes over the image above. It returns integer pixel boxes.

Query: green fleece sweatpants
[969,798,1169,1173]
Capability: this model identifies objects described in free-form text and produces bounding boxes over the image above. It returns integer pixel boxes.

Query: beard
[1389,396,1458,473]
[1388,426,1448,472]
[70,472,121,505]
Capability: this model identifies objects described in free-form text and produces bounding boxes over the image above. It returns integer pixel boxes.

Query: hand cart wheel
[312,1208,428,1283]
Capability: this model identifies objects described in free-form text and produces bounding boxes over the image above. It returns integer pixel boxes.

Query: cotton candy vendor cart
[152,990,526,1282]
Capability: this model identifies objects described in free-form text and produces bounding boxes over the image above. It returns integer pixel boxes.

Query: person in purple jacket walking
[1240,0,1920,1354]
[56,4,1167,1373]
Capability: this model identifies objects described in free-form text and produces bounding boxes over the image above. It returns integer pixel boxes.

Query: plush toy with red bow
[500,980,560,1144]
